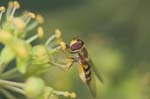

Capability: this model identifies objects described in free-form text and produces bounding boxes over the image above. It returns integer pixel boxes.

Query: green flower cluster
[0,1,76,99]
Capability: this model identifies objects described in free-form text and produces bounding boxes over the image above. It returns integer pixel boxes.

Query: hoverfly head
[70,38,84,52]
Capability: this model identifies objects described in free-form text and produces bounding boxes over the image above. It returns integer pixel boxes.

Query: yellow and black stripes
[77,46,92,85]
[82,64,92,85]
[69,39,100,97]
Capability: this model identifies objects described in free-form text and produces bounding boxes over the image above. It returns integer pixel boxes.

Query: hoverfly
[63,38,103,98]
[46,29,103,97]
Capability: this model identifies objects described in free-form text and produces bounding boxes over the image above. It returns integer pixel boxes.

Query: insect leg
[66,57,77,70]
[50,61,69,71]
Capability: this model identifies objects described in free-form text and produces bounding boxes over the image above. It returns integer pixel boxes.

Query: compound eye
[71,41,83,51]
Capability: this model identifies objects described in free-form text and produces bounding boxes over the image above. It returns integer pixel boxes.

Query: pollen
[64,91,70,97]
[36,15,44,24]
[64,91,76,98]
[8,1,14,7]
[60,41,66,50]
[55,29,62,38]
[71,92,76,98]
[37,27,44,38]
[27,12,35,19]
[0,6,5,12]
[13,1,20,9]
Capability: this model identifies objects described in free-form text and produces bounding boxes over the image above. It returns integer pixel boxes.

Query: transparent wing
[50,48,72,71]
[87,69,97,98]
[51,49,69,64]
[88,59,103,83]
[85,59,103,98]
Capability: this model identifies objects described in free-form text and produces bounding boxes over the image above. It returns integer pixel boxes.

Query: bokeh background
[1,0,150,99]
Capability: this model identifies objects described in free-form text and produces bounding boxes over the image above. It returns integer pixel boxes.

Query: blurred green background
[1,0,150,99]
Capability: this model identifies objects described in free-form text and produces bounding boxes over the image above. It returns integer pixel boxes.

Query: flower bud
[27,45,51,75]
[24,76,45,99]
[31,45,50,65]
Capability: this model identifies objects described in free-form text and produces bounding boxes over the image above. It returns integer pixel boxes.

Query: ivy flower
[0,1,76,99]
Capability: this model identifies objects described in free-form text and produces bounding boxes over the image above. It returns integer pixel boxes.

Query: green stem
[26,35,38,43]
[0,79,24,88]
[48,46,61,54]
[45,35,56,46]
[54,90,65,95]
[0,88,18,99]
[4,85,25,95]
[0,68,18,79]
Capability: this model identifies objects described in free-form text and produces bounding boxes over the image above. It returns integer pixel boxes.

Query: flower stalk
[0,88,18,99]
[0,79,24,88]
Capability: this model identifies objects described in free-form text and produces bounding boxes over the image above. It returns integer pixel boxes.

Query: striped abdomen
[82,63,92,85]
[77,46,92,84]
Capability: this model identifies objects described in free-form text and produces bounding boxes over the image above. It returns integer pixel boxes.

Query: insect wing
[88,59,103,83]
[87,69,97,98]
[50,48,72,70]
